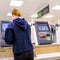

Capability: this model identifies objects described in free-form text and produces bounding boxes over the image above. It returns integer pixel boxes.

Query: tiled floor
[0,57,60,60]
[0,52,60,60]
[35,52,60,60]
[0,57,14,60]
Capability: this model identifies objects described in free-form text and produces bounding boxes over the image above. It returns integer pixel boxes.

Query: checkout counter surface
[0,43,60,58]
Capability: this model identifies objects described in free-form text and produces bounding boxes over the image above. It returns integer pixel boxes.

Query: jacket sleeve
[5,28,14,45]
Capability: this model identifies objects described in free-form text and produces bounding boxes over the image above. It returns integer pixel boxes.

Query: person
[5,8,34,60]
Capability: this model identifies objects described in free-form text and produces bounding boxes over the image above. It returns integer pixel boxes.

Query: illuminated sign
[37,5,49,18]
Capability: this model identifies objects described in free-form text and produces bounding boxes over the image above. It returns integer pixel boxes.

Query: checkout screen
[38,24,49,31]
[2,23,9,31]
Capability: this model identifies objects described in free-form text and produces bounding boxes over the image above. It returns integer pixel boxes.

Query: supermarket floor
[0,52,60,60]
[0,57,60,60]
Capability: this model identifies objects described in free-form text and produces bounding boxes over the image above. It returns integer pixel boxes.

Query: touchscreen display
[2,22,9,31]
[38,24,49,31]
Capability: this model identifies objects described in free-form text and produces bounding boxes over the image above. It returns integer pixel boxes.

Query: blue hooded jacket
[5,18,33,54]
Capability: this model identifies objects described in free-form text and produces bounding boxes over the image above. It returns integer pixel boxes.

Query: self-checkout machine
[31,19,60,60]
[31,18,52,45]
[0,21,13,58]
[31,18,53,58]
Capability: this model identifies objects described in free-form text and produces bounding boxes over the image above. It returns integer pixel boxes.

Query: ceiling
[0,0,60,24]
[0,0,47,20]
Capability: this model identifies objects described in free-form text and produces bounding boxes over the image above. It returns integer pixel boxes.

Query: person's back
[5,8,34,60]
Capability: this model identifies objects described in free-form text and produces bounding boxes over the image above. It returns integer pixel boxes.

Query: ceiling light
[52,5,60,10]
[44,15,53,18]
[31,14,38,17]
[7,13,11,16]
[10,0,23,6]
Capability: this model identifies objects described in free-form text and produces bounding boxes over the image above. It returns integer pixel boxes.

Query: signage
[37,5,49,18]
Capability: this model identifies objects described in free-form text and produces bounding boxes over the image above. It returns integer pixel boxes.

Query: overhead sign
[37,5,49,18]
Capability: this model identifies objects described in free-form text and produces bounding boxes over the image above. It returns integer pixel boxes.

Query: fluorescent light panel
[31,14,38,17]
[44,15,53,18]
[52,5,60,10]
[10,0,23,6]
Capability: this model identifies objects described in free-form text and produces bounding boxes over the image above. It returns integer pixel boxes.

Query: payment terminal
[0,21,11,47]
[35,22,52,45]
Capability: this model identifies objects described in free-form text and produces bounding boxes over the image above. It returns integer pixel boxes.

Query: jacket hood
[13,18,28,30]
